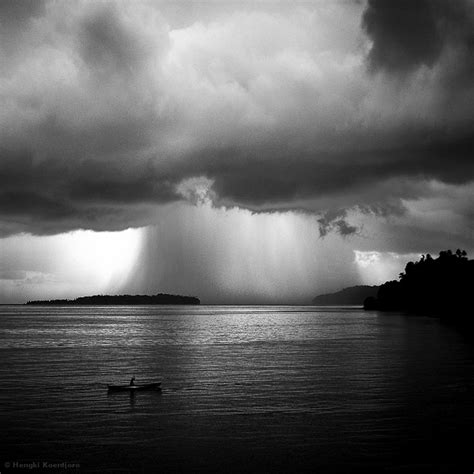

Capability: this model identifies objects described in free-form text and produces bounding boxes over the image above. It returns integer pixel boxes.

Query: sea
[1,305,473,473]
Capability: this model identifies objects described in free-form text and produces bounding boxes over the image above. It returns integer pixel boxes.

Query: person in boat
[130,376,135,386]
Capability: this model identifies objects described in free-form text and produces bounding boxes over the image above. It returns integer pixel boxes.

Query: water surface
[1,305,473,473]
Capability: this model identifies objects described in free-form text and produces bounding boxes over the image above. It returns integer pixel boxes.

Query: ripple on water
[1,305,474,472]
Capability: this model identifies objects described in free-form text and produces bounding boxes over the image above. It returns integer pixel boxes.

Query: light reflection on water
[1,305,474,473]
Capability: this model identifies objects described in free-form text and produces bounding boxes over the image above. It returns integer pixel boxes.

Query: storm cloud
[363,0,474,76]
[0,0,473,239]
[362,0,443,73]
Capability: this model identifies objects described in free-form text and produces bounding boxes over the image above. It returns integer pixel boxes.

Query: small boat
[107,382,161,392]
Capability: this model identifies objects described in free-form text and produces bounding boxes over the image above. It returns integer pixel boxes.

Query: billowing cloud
[0,0,473,245]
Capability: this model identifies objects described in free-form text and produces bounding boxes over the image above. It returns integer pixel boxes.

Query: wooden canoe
[107,382,161,391]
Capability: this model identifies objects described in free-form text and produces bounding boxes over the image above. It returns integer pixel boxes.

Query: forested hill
[364,250,472,324]
[27,294,200,305]
[312,285,379,305]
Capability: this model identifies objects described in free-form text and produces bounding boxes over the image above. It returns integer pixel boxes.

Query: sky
[0,0,473,304]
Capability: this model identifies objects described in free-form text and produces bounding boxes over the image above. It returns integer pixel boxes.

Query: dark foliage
[27,293,200,306]
[364,250,473,323]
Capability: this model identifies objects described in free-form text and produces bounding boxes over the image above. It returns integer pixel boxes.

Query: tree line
[364,249,472,325]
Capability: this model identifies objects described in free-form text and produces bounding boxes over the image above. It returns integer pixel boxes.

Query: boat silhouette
[107,382,161,392]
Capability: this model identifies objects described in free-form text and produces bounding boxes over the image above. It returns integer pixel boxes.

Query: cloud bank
[0,1,473,244]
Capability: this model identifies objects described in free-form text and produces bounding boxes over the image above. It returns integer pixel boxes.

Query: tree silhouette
[364,250,473,325]
[27,293,200,306]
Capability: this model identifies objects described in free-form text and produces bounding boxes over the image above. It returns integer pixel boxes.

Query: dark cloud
[363,0,474,76]
[196,129,474,211]
[78,4,152,77]
[317,210,358,238]
[0,148,181,236]
[0,0,45,24]
[362,0,442,73]
[0,1,472,243]
[333,219,359,237]
[0,0,47,62]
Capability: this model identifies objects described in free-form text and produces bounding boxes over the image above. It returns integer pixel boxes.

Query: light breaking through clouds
[0,0,473,302]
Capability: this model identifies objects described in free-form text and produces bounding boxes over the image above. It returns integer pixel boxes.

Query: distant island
[364,249,472,325]
[312,285,379,305]
[27,293,200,306]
